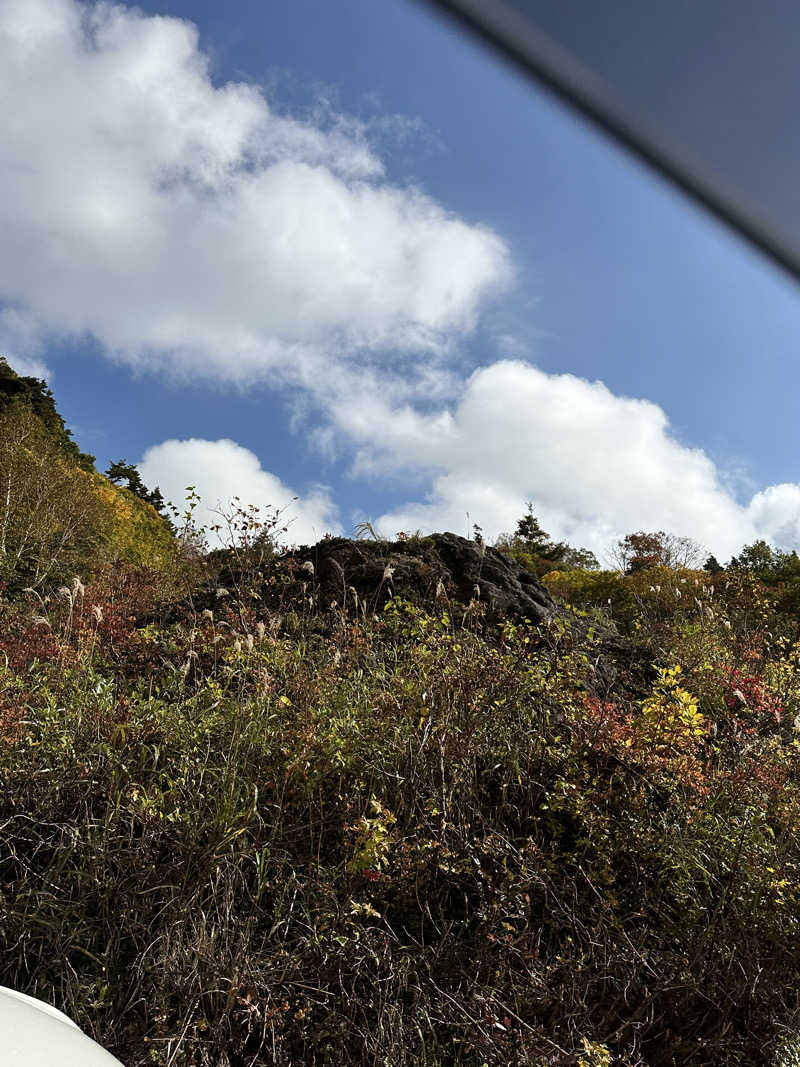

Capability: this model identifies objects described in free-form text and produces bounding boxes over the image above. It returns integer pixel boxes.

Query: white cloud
[2,352,51,380]
[0,0,511,389]
[321,359,795,562]
[745,485,800,551]
[137,438,339,546]
[0,309,51,379]
[137,366,800,564]
[6,1,800,565]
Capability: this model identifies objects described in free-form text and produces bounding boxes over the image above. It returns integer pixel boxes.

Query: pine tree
[106,459,166,514]
[0,357,95,470]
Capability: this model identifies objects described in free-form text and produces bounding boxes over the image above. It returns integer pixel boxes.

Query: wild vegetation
[1,366,800,1066]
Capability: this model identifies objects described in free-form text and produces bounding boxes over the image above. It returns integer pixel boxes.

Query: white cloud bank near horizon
[0,0,510,390]
[138,438,339,547]
[138,363,800,563]
[354,362,800,562]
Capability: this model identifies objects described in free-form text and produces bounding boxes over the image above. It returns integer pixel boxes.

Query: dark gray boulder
[431,532,554,621]
[283,532,555,622]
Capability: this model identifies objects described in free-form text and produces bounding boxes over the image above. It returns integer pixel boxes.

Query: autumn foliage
[0,535,798,1066]
[2,371,800,1064]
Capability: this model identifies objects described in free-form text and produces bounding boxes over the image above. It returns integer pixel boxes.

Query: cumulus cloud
[0,0,511,388]
[1,352,51,380]
[140,365,800,563]
[319,359,796,561]
[7,1,800,564]
[137,438,339,546]
[0,309,50,379]
[745,485,800,551]
[137,365,800,565]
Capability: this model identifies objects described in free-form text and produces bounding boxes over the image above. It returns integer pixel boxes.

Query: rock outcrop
[282,532,555,622]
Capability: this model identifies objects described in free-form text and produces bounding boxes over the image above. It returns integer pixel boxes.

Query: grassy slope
[0,560,799,1066]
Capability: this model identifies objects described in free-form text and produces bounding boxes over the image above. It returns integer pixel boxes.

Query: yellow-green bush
[92,476,175,570]
[0,405,175,590]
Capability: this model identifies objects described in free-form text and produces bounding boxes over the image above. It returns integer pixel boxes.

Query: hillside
[0,359,176,593]
[0,372,800,1065]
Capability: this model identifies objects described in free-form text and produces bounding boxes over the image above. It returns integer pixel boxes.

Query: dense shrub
[1,562,800,1066]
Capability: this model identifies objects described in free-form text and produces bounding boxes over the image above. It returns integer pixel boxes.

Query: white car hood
[0,986,124,1065]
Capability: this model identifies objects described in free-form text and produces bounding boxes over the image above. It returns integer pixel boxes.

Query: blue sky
[3,0,800,559]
